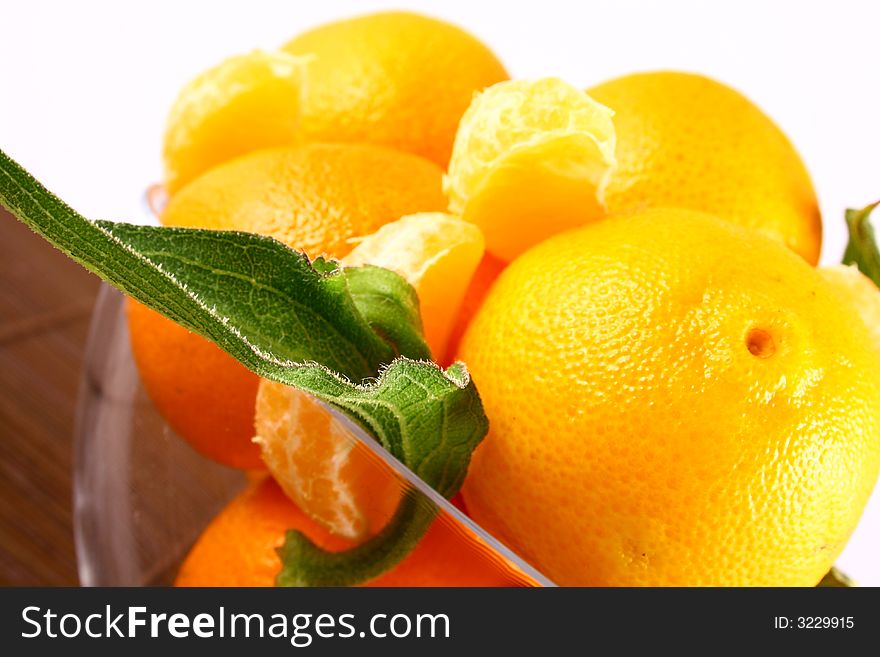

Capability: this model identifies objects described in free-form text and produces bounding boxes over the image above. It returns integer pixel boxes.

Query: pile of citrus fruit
[129,10,880,587]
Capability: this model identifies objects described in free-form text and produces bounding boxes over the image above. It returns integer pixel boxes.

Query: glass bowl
[72,285,551,586]
[73,285,247,585]
[72,185,880,586]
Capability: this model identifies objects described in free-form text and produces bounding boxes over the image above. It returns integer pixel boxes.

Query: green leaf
[290,360,488,501]
[842,200,880,284]
[0,147,488,586]
[99,224,402,381]
[345,265,432,363]
[273,358,486,587]
[273,359,487,586]
[817,567,855,587]
[0,149,396,380]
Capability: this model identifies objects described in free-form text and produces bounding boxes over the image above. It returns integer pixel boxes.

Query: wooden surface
[0,206,100,585]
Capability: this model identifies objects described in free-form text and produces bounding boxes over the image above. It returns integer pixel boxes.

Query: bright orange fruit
[459,208,880,586]
[589,71,822,263]
[162,50,306,195]
[158,143,446,256]
[129,144,446,469]
[282,11,509,167]
[174,477,513,587]
[443,253,506,365]
[127,301,263,469]
[818,264,880,349]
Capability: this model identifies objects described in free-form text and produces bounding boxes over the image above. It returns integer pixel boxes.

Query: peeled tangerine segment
[162,49,308,194]
[255,212,484,539]
[343,212,485,359]
[254,381,401,541]
[445,77,617,262]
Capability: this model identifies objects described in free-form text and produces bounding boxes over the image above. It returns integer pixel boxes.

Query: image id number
[774,616,854,629]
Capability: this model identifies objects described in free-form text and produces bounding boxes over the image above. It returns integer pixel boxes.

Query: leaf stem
[842,200,880,284]
[276,491,437,587]
[817,567,855,587]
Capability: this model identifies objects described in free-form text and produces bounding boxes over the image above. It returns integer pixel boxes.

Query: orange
[458,208,880,586]
[162,50,306,195]
[127,301,263,469]
[158,143,446,255]
[443,253,506,365]
[818,264,880,349]
[589,71,821,264]
[282,11,509,167]
[174,477,514,587]
[255,212,484,538]
[445,78,616,261]
[129,144,446,469]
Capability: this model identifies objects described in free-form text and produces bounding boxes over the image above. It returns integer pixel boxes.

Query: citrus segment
[162,50,307,195]
[445,78,616,261]
[254,381,400,541]
[342,212,485,358]
[255,212,484,537]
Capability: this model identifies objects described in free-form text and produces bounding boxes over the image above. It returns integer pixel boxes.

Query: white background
[3,0,880,584]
